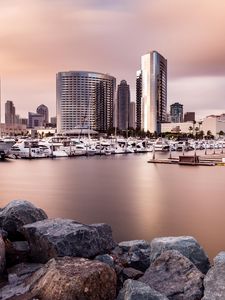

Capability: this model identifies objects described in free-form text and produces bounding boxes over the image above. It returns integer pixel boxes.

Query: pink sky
[1,0,225,120]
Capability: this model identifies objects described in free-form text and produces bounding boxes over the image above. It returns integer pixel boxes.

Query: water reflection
[1,153,225,259]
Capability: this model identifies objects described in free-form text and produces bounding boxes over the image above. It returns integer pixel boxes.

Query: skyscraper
[136,70,142,130]
[56,71,116,133]
[37,104,49,125]
[5,100,16,125]
[170,102,183,123]
[117,80,130,130]
[136,51,167,133]
[129,102,136,129]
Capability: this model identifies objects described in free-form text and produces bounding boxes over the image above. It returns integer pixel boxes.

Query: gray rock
[95,254,114,268]
[0,234,5,275]
[7,262,43,286]
[119,240,150,252]
[112,240,151,272]
[150,236,210,274]
[20,218,116,263]
[117,279,169,300]
[5,240,30,266]
[202,251,225,299]
[0,200,47,239]
[122,267,144,280]
[1,263,45,300]
[139,250,204,300]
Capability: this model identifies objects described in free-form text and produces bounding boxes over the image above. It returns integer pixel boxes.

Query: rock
[0,234,6,275]
[33,257,117,300]
[202,251,225,299]
[1,263,45,300]
[112,240,151,272]
[21,218,116,263]
[1,258,117,300]
[5,240,30,267]
[0,200,47,239]
[122,267,144,280]
[150,236,210,274]
[139,250,204,300]
[117,279,169,300]
[7,262,43,285]
[95,254,114,268]
[119,240,150,252]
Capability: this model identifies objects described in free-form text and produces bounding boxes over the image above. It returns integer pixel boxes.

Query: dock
[147,155,222,166]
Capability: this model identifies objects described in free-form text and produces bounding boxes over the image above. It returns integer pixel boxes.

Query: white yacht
[153,138,170,151]
[39,137,68,157]
[10,140,48,158]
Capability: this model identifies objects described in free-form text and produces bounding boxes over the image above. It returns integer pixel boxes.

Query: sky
[1,0,225,120]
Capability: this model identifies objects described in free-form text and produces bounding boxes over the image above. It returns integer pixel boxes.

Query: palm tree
[207,130,212,138]
[218,130,224,137]
[189,126,193,135]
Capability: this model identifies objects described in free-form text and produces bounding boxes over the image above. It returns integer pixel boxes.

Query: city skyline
[1,0,225,119]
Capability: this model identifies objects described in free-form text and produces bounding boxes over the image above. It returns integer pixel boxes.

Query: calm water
[1,152,225,259]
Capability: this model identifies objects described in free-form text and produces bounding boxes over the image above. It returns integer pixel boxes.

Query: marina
[1,136,225,167]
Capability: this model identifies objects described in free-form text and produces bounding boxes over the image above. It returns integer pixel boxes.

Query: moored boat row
[1,136,225,159]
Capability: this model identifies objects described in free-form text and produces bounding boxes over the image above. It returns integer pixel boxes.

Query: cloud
[0,0,225,119]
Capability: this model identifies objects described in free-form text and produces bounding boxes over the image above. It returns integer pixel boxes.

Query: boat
[0,138,16,159]
[39,137,68,157]
[153,138,170,151]
[10,140,48,158]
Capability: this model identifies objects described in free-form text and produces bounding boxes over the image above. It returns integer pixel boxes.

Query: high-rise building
[117,80,130,130]
[170,102,183,123]
[28,112,44,128]
[50,116,57,127]
[5,100,16,125]
[136,51,167,133]
[136,70,142,130]
[129,102,136,129]
[56,71,116,133]
[184,112,195,122]
[37,104,49,125]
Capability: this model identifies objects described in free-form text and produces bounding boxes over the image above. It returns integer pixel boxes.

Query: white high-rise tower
[136,51,167,133]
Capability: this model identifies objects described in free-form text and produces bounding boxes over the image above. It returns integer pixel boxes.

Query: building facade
[117,80,130,130]
[5,100,16,125]
[28,112,44,128]
[202,115,225,137]
[56,71,116,133]
[136,51,167,133]
[136,70,142,130]
[184,112,195,122]
[129,102,136,129]
[161,122,194,133]
[170,102,183,123]
[37,104,49,125]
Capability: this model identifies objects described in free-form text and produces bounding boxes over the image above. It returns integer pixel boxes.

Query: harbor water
[1,152,225,260]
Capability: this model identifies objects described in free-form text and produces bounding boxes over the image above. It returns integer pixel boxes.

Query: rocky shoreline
[0,200,224,299]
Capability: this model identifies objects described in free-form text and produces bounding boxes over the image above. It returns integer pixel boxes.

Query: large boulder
[150,236,210,274]
[139,250,204,300]
[20,218,116,262]
[1,258,117,300]
[0,200,47,239]
[202,252,225,299]
[112,240,151,272]
[117,279,169,300]
[32,257,117,300]
[0,234,5,275]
